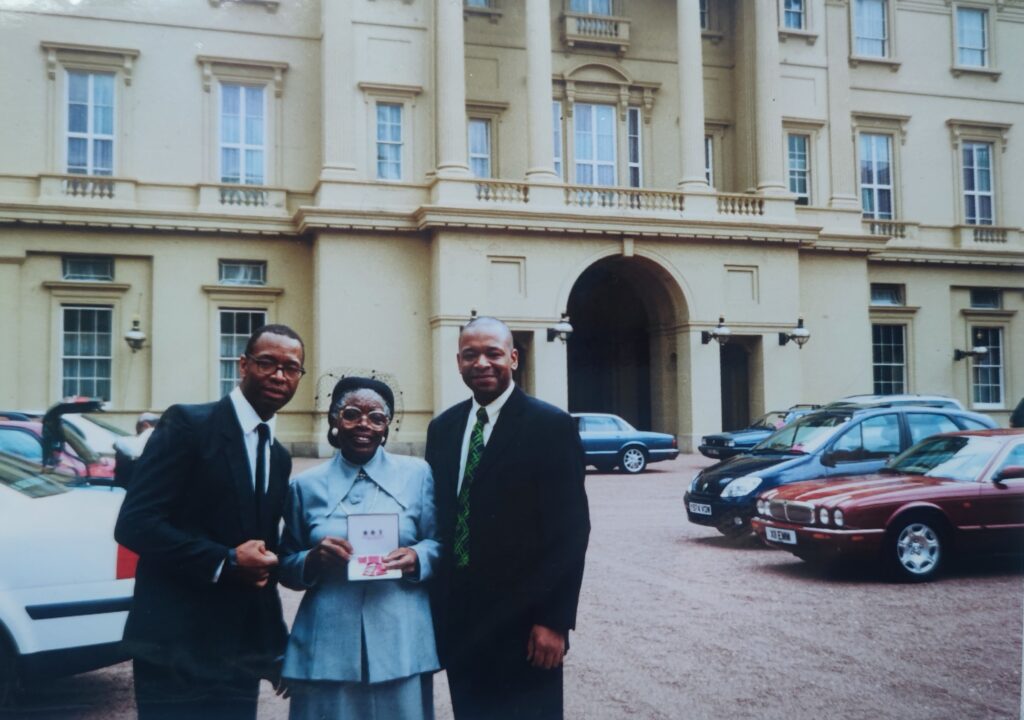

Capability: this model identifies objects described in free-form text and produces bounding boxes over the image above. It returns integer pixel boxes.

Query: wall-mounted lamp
[547,313,574,343]
[778,317,811,349]
[124,316,147,353]
[953,346,988,362]
[701,316,731,346]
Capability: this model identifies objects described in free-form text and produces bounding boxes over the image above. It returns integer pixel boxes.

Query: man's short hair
[244,324,305,356]
[460,316,513,342]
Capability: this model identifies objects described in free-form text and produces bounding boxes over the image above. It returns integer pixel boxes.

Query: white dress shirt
[229,385,277,494]
[457,381,515,494]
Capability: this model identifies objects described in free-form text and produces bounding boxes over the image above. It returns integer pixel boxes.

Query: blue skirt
[287,673,434,720]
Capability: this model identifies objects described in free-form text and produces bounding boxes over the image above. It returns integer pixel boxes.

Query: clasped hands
[305,536,418,577]
[227,539,279,588]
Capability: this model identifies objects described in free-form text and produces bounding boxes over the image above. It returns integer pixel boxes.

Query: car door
[579,416,622,463]
[976,441,1024,549]
[823,413,902,477]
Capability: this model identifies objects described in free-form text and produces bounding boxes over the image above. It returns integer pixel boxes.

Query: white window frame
[849,0,899,67]
[870,283,905,307]
[218,82,266,186]
[969,325,1004,409]
[783,0,805,30]
[953,5,991,70]
[699,0,709,30]
[961,140,995,226]
[573,102,617,187]
[198,56,288,187]
[358,83,422,183]
[218,308,268,398]
[553,100,565,180]
[468,117,493,179]
[61,305,114,402]
[858,132,895,220]
[947,121,1008,227]
[218,260,267,286]
[375,102,404,181]
[786,132,811,206]
[62,256,114,282]
[65,70,116,177]
[871,323,907,395]
[853,0,890,57]
[627,107,642,188]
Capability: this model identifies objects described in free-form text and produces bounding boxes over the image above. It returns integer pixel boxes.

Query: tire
[886,516,945,582]
[618,447,647,474]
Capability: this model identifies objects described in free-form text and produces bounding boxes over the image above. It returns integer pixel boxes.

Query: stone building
[0,0,1020,454]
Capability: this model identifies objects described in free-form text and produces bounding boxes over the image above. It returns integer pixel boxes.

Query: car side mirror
[821,452,836,468]
[994,465,1024,482]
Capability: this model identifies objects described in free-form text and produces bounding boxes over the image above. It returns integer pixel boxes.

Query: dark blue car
[698,405,820,459]
[573,413,679,474]
[684,404,997,537]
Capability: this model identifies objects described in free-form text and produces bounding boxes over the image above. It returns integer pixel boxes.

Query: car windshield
[886,435,1001,482]
[750,411,787,430]
[754,413,851,454]
[0,451,70,498]
[78,414,130,437]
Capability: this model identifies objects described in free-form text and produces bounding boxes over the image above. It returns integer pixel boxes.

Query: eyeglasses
[245,354,306,381]
[338,406,390,429]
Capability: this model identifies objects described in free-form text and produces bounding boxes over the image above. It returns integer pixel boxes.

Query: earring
[330,427,339,437]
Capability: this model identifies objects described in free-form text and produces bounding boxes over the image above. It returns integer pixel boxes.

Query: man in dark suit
[426,316,590,720]
[115,324,306,720]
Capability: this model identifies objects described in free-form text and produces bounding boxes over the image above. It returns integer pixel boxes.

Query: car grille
[767,499,815,525]
[703,437,729,447]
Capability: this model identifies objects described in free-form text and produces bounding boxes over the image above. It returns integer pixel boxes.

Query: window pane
[68,71,89,103]
[244,149,264,185]
[221,148,240,183]
[94,140,113,174]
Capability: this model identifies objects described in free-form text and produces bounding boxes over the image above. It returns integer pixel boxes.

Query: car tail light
[117,544,139,579]
[672,437,678,449]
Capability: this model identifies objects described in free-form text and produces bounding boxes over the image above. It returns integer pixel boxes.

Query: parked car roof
[825,394,964,410]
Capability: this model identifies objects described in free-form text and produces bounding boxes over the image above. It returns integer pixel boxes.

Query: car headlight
[756,498,768,515]
[834,509,844,527]
[689,472,702,493]
[819,507,829,525]
[721,475,762,498]
[724,440,735,447]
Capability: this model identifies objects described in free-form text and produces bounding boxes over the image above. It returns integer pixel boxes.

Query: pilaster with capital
[753,0,786,195]
[676,0,709,190]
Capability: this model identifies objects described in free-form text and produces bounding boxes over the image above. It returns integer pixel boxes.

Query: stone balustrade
[563,185,684,213]
[562,6,630,54]
[475,180,530,204]
[717,193,765,217]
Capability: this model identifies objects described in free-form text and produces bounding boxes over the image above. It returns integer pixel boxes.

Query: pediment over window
[554,62,659,123]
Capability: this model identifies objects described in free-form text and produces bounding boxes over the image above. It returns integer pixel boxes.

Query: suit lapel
[441,400,472,502]
[217,397,258,537]
[262,441,289,540]
[475,387,525,481]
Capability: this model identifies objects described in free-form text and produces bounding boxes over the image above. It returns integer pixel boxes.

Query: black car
[698,405,820,459]
[684,404,997,538]
[573,413,679,474]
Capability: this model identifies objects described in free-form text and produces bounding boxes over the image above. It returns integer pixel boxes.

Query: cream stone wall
[0,0,1020,455]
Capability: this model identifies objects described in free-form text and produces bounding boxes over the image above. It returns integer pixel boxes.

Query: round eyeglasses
[338,407,390,429]
[245,354,306,381]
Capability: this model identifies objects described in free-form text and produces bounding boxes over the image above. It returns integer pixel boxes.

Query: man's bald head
[457,316,518,405]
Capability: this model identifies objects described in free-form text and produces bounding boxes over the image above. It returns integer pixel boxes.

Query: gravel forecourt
[5,455,1022,719]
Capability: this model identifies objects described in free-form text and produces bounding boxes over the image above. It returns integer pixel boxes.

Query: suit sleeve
[408,462,441,582]
[531,410,591,634]
[278,480,315,590]
[114,405,231,585]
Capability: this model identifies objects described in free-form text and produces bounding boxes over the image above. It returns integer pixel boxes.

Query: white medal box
[347,513,402,581]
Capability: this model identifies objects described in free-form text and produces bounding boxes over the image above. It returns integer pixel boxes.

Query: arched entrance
[566,256,686,433]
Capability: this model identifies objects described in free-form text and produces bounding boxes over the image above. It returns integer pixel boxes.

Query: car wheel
[618,447,647,474]
[886,516,944,582]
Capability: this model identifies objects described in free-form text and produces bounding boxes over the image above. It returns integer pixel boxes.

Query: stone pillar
[753,0,786,195]
[320,1,358,180]
[825,0,861,209]
[435,0,471,178]
[525,0,559,183]
[676,0,709,190]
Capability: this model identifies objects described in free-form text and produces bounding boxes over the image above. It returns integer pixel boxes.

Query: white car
[60,413,130,457]
[0,452,135,704]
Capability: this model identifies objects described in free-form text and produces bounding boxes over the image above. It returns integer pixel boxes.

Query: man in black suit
[115,324,305,720]
[426,316,590,720]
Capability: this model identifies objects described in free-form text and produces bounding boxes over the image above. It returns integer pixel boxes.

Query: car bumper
[697,445,742,459]
[684,492,753,529]
[751,517,885,559]
[648,448,680,463]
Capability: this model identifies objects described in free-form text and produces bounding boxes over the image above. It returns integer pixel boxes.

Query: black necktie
[255,423,269,520]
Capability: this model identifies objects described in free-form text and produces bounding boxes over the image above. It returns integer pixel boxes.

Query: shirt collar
[333,447,406,509]
[229,386,277,440]
[471,380,515,424]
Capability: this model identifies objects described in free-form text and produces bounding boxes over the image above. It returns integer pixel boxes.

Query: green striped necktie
[454,407,489,568]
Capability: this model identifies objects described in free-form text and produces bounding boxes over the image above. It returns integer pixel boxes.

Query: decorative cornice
[41,41,140,85]
[196,55,289,96]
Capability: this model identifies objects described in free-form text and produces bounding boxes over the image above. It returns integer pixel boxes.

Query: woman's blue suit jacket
[279,448,441,683]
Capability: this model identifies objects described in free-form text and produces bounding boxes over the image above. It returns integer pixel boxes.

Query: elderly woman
[279,376,440,720]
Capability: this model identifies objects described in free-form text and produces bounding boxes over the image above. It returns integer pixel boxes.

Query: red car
[0,401,115,485]
[751,429,1024,581]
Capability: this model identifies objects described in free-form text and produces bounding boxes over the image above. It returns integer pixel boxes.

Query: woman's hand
[383,547,419,576]
[305,536,353,577]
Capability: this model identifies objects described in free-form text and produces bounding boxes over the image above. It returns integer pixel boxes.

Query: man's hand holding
[230,539,279,588]
[526,625,566,670]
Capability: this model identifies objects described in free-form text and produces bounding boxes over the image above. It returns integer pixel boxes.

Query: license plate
[704,448,721,457]
[766,527,797,545]
[688,502,712,516]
